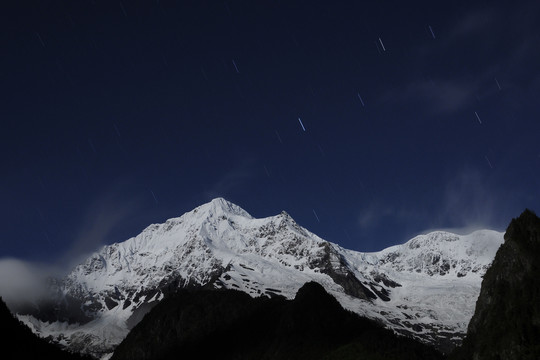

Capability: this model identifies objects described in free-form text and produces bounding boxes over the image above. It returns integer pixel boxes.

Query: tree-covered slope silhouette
[112,282,443,360]
[0,297,91,360]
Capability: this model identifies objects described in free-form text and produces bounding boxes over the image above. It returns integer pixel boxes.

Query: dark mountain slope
[112,282,443,360]
[0,297,90,360]
[452,209,540,360]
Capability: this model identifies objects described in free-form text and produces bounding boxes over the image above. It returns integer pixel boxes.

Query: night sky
[2,1,539,267]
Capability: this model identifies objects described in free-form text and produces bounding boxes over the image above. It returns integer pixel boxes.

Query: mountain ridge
[15,198,504,358]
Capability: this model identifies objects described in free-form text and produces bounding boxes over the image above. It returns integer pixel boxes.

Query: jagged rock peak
[279,210,291,217]
[504,208,540,247]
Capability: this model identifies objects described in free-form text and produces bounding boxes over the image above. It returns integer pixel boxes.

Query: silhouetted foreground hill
[452,209,540,360]
[112,282,443,360]
[0,296,91,360]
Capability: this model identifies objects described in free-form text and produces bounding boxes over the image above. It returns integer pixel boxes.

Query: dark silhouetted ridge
[0,297,90,360]
[452,209,540,360]
[112,282,443,360]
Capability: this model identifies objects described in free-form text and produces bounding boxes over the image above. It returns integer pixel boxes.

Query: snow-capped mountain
[18,198,504,358]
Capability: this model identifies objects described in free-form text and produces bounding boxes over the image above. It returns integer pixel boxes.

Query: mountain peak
[196,197,253,219]
[210,197,231,206]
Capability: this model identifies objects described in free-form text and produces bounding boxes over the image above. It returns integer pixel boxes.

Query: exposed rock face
[453,209,540,360]
[308,242,377,300]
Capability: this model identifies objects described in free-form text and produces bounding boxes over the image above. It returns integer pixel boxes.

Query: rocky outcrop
[452,209,540,360]
[309,242,377,300]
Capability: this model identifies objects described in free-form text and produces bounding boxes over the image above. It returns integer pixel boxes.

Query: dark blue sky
[2,1,539,265]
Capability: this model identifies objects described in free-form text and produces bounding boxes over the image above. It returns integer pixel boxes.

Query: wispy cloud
[203,159,255,201]
[357,201,414,230]
[417,168,506,235]
[60,183,144,269]
[380,4,536,115]
[440,169,497,227]
[358,202,395,229]
[0,258,57,310]
[357,168,508,241]
[446,7,497,40]
[402,78,477,114]
[0,182,145,309]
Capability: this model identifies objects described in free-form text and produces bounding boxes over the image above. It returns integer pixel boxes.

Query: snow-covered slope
[19,198,504,358]
[339,230,502,351]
